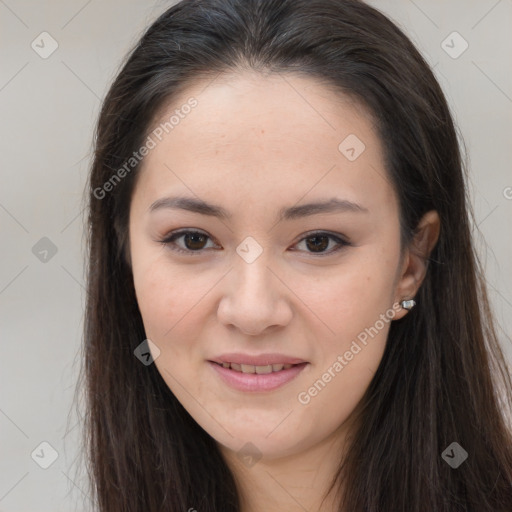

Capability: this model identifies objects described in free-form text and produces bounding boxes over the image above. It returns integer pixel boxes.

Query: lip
[208,360,309,392]
[209,353,307,366]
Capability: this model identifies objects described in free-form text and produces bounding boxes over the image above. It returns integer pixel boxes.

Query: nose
[217,254,293,336]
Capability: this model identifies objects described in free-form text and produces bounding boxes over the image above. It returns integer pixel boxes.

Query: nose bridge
[232,246,276,304]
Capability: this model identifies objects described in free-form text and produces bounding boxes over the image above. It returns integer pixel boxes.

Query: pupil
[306,236,328,252]
[185,233,207,250]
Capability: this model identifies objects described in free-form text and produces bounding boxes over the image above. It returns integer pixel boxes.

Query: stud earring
[400,299,416,310]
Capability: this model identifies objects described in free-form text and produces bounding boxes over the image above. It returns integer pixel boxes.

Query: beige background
[0,0,511,510]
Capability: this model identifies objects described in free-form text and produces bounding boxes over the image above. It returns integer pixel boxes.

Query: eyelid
[159,229,351,256]
[293,229,349,245]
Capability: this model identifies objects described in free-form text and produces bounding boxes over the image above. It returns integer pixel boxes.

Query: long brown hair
[79,0,512,510]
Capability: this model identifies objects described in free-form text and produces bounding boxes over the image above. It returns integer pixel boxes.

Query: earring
[400,299,416,310]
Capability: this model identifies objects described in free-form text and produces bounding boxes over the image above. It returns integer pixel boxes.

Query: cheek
[291,245,399,409]
[131,251,221,358]
[297,249,399,345]
[292,262,396,432]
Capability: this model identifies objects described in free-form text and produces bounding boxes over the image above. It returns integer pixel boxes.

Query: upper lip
[209,353,307,366]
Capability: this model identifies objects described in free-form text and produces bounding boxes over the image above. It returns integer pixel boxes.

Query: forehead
[132,71,396,219]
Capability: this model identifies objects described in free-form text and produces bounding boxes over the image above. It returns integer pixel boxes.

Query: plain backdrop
[1,0,511,510]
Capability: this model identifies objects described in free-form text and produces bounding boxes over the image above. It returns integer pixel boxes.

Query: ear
[393,210,440,320]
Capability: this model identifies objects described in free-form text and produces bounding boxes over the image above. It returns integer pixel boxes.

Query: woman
[81,0,512,510]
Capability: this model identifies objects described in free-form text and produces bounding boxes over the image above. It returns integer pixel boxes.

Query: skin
[128,71,440,512]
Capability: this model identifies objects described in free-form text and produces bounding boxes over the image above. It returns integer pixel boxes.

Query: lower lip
[208,361,308,392]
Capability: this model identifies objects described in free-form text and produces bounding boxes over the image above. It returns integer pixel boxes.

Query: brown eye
[160,230,218,255]
[182,232,208,250]
[294,231,350,256]
[305,235,330,253]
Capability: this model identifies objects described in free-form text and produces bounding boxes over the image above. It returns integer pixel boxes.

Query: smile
[214,362,295,373]
[208,361,309,392]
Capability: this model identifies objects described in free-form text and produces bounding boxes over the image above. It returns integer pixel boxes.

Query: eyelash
[158,229,351,257]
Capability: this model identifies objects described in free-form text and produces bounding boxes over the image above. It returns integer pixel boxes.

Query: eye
[159,229,350,256]
[293,231,350,256]
[159,229,218,255]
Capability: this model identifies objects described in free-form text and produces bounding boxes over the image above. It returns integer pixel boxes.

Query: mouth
[211,361,303,373]
[207,360,309,392]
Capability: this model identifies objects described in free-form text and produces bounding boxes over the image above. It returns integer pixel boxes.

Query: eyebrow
[148,196,369,221]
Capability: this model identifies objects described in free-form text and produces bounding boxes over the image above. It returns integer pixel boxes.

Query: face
[128,71,408,461]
